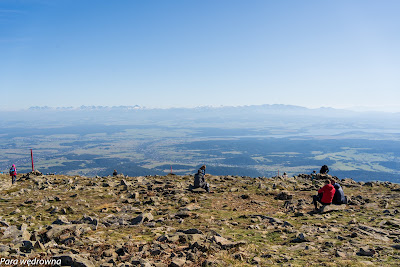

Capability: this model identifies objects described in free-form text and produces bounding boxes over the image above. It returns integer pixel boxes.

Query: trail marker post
[31,149,34,171]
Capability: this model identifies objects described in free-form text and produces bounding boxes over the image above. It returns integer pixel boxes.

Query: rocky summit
[0,172,400,266]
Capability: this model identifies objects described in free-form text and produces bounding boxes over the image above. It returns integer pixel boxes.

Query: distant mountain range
[28,105,143,111]
[24,104,399,115]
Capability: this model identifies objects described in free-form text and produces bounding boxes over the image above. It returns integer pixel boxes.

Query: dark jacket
[194,169,206,188]
[332,183,346,204]
[320,165,329,174]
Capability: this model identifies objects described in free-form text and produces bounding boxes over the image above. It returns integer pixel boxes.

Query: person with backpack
[193,165,210,192]
[312,179,335,210]
[320,165,329,174]
[9,164,17,184]
[331,179,347,204]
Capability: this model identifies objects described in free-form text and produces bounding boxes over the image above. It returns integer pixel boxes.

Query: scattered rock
[53,254,95,267]
[335,250,347,258]
[129,212,154,225]
[0,173,399,266]
[316,204,347,214]
[169,257,186,267]
[291,233,309,243]
[190,188,207,193]
[357,247,376,257]
[211,235,246,249]
[275,191,293,200]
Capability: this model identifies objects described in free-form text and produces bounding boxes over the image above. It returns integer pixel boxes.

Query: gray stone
[53,254,95,267]
[0,245,10,253]
[211,235,246,249]
[264,216,283,225]
[139,259,153,267]
[335,250,347,258]
[181,203,201,211]
[191,188,207,193]
[0,220,10,227]
[275,191,293,200]
[291,233,309,243]
[2,224,31,242]
[202,259,224,266]
[357,247,376,257]
[130,212,154,225]
[252,256,262,264]
[20,240,34,253]
[181,228,203,234]
[175,211,190,218]
[121,179,130,186]
[33,240,45,250]
[10,208,21,215]
[45,224,77,241]
[169,257,186,267]
[317,204,347,214]
[52,215,70,225]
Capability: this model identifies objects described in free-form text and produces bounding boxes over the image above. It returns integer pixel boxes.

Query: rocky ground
[0,172,399,266]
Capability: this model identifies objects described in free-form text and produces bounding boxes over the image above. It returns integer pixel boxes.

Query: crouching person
[312,179,335,210]
[193,165,210,193]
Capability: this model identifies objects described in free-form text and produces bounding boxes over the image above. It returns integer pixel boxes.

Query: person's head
[200,165,206,170]
[330,179,336,185]
[12,164,15,167]
[325,179,330,185]
[313,170,316,173]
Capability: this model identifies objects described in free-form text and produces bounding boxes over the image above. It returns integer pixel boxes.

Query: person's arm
[318,185,326,194]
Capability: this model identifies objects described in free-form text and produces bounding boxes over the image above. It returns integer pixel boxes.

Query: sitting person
[193,165,210,192]
[331,179,347,204]
[320,165,329,174]
[113,169,118,176]
[311,170,317,180]
[312,179,335,210]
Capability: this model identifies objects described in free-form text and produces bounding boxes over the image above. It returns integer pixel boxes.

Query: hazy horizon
[1,103,400,114]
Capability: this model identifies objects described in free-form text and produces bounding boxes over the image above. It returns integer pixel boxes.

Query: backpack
[9,167,16,176]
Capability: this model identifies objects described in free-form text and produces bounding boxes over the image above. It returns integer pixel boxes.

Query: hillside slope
[0,172,399,266]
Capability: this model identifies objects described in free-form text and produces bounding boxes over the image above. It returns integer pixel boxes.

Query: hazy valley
[1,105,400,183]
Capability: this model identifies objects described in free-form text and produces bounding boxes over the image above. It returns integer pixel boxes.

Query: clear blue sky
[1,0,399,111]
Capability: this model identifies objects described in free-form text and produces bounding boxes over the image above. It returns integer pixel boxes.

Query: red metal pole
[31,149,34,171]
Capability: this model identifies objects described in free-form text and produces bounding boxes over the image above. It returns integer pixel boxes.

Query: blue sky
[1,0,399,111]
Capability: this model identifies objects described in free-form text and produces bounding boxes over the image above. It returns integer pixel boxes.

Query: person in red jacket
[9,164,17,185]
[312,179,336,210]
